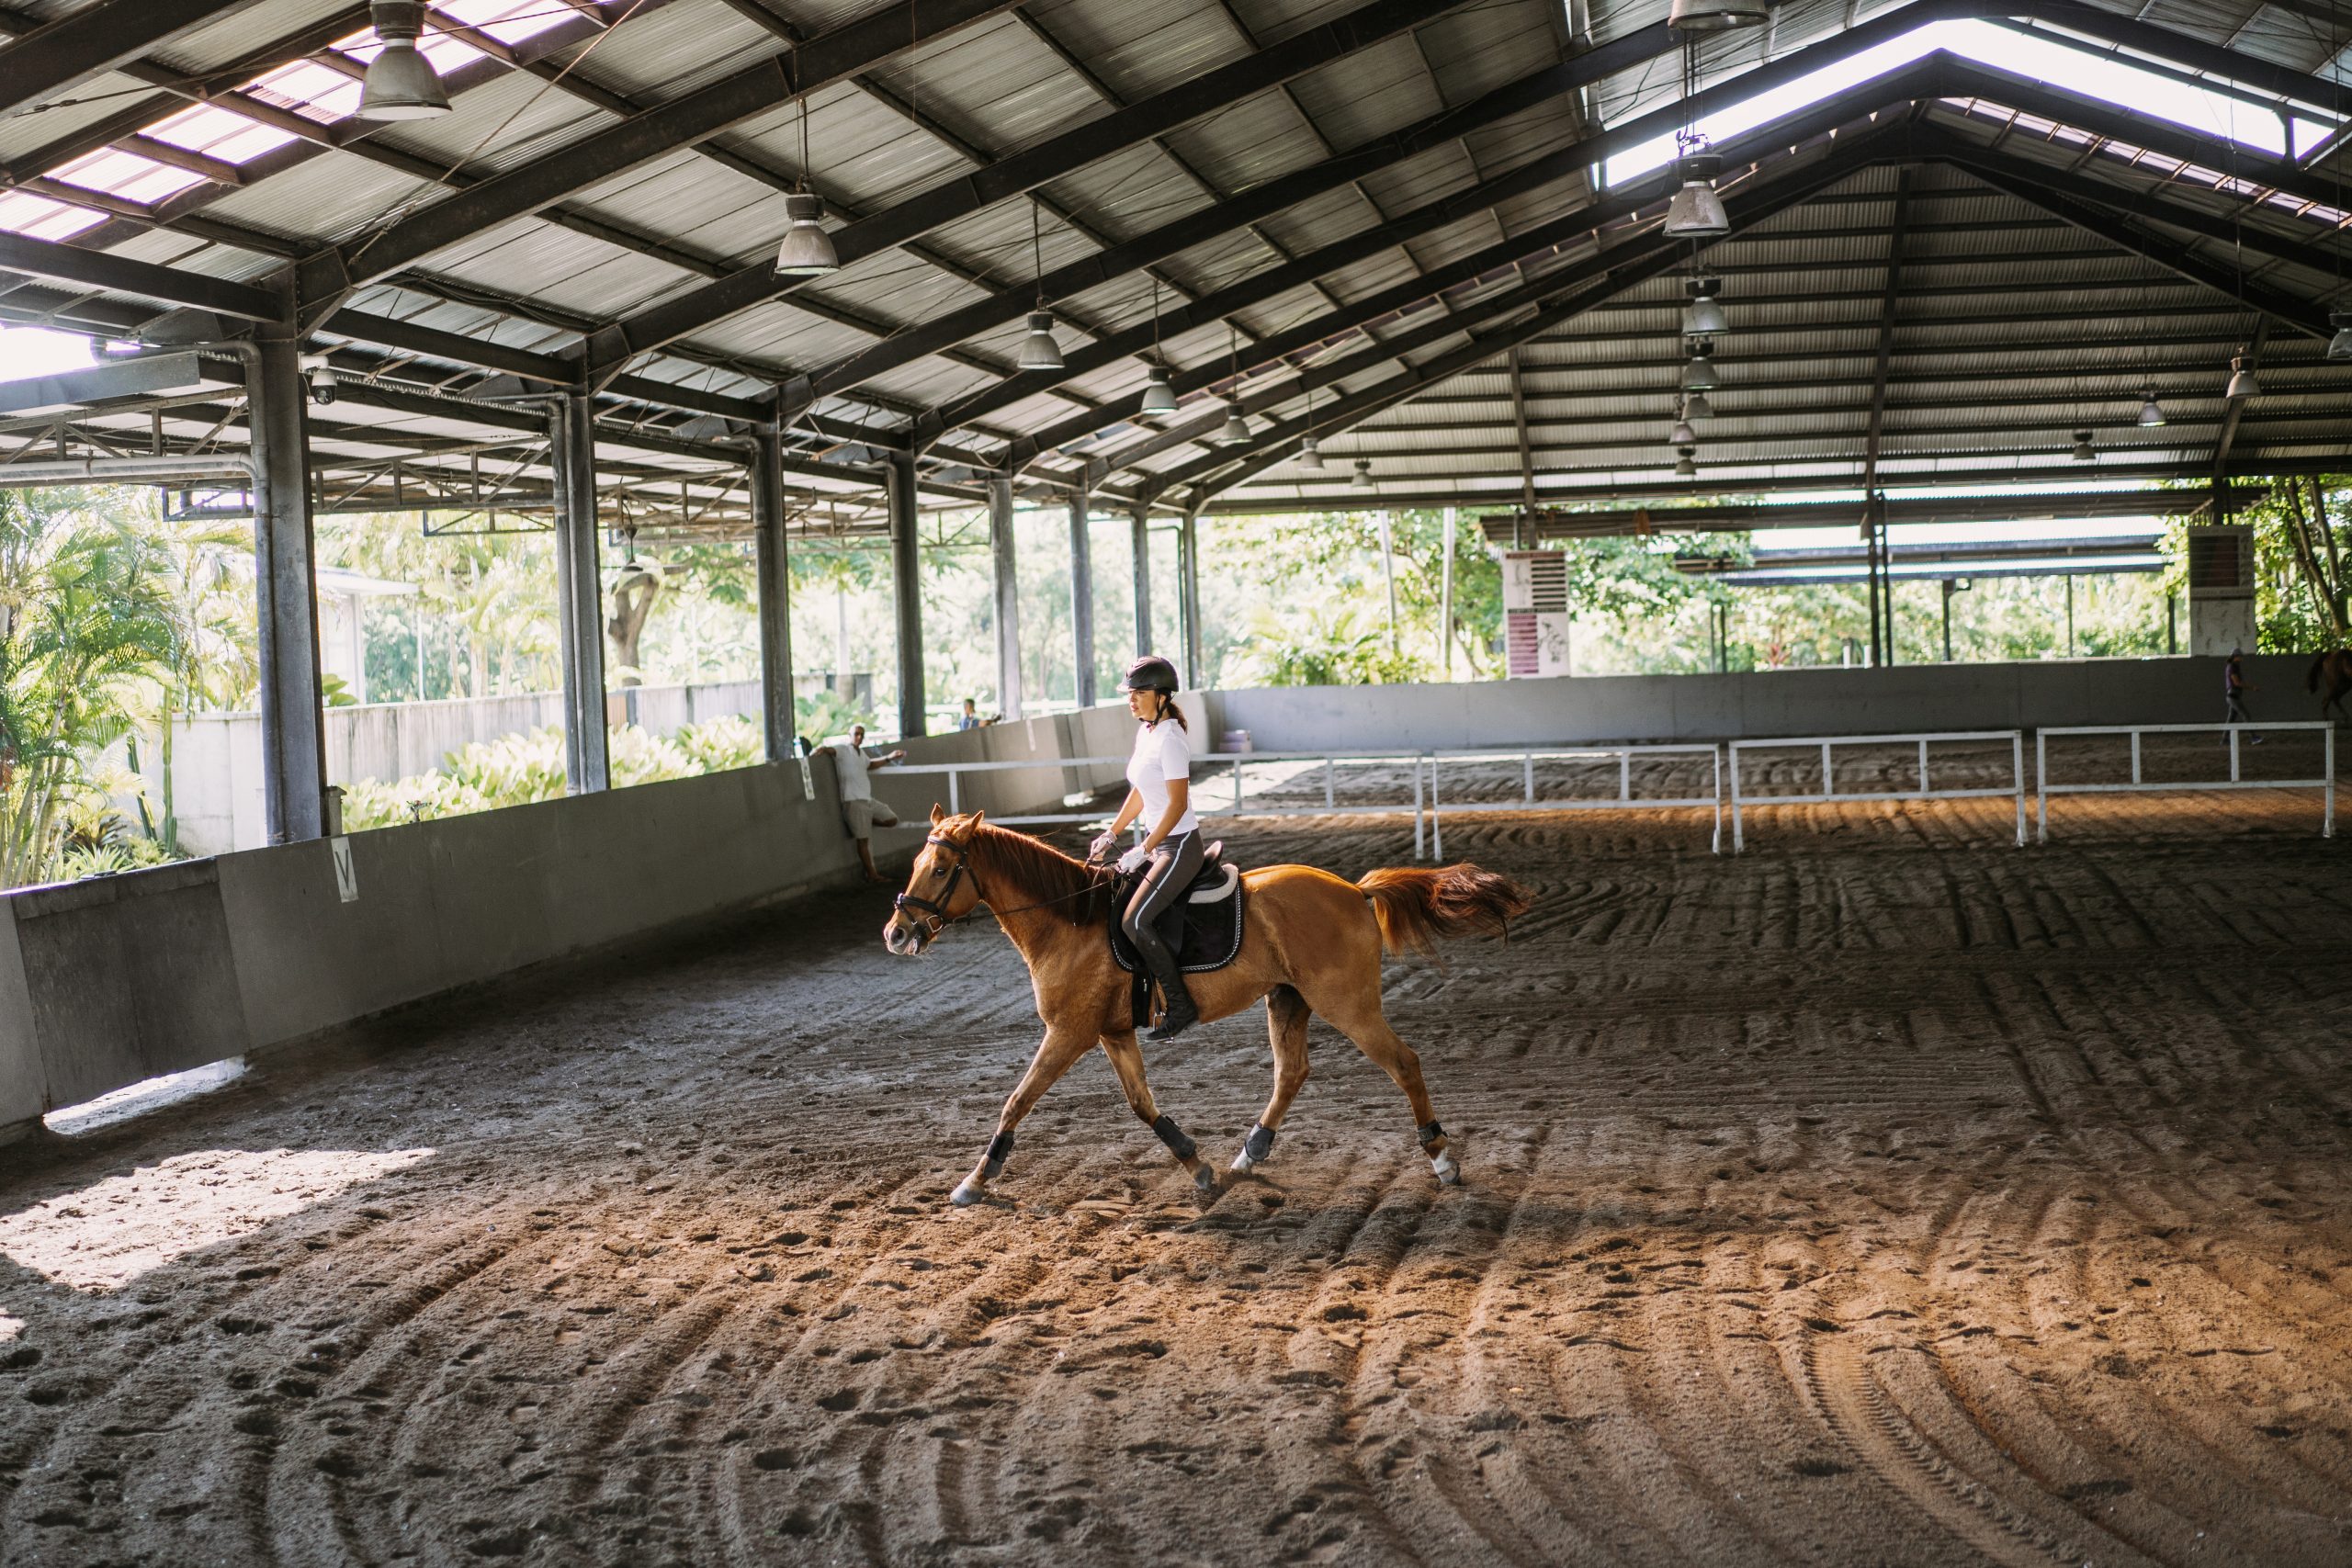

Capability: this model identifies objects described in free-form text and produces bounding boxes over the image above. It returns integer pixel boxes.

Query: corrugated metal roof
[4,0,2346,527]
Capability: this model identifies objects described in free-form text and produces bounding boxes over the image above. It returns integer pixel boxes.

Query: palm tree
[0,493,178,886]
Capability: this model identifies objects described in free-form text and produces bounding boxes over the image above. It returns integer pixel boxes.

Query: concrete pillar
[550,391,608,792]
[989,477,1023,721]
[1131,503,1153,661]
[1180,508,1203,689]
[751,425,794,761]
[247,336,328,843]
[888,451,925,737]
[1069,488,1095,707]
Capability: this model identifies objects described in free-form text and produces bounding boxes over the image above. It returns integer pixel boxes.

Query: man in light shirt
[820,723,905,882]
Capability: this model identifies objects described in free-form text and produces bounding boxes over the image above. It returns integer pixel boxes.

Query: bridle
[892,832,973,935]
[891,831,1123,941]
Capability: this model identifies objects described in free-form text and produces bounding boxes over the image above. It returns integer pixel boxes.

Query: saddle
[1107,841,1246,1027]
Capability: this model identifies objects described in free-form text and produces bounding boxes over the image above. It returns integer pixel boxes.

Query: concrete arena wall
[0,711,1124,1143]
[1204,655,2315,751]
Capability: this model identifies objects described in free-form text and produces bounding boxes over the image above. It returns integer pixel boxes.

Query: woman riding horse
[1091,656,1204,1041]
[883,789,1531,1208]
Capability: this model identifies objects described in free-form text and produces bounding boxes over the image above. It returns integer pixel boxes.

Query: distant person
[957,698,981,731]
[2224,648,2263,745]
[820,723,905,882]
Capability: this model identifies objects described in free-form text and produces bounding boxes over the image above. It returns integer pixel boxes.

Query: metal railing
[1425,743,1724,857]
[885,750,1432,857]
[1728,730,2026,852]
[2035,722,2336,841]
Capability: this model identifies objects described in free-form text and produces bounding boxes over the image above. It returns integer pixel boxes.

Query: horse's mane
[965,822,1120,926]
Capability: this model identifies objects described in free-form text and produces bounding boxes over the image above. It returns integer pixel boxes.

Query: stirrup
[1147,987,1198,1041]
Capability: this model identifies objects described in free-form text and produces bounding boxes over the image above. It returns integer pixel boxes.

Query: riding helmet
[1121,655,1180,694]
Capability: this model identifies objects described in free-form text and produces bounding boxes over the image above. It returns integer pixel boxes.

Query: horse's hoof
[1432,1154,1461,1186]
[1193,1165,1219,1197]
[950,1179,984,1207]
[1229,1151,1255,1174]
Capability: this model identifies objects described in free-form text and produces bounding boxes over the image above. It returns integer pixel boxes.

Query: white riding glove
[1115,843,1150,874]
[1088,830,1117,863]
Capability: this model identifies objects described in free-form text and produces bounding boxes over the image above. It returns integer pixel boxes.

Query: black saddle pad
[1108,861,1245,976]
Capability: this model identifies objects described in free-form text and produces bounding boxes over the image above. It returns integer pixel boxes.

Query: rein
[893,833,1118,934]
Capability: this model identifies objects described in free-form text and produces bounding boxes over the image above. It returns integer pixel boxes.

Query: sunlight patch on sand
[0,1146,435,1292]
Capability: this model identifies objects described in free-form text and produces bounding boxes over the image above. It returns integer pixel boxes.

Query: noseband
[892,833,971,933]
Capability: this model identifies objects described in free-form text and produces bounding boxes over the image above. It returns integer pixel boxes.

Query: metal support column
[888,450,925,737]
[550,390,609,792]
[248,335,328,842]
[1131,503,1153,662]
[989,476,1022,721]
[1069,487,1095,707]
[751,423,794,761]
[1180,508,1203,689]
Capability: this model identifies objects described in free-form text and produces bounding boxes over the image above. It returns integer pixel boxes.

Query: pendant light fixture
[1683,389,1714,420]
[2328,310,2352,362]
[1210,321,1247,442]
[1018,206,1062,371]
[1683,276,1727,336]
[1668,0,1768,31]
[2071,430,2095,461]
[1663,141,1730,238]
[1138,279,1178,416]
[2137,389,2165,427]
[2224,348,2259,400]
[1674,446,1698,478]
[1351,457,1374,490]
[775,73,838,276]
[1298,384,1322,467]
[1140,367,1178,418]
[1668,398,1698,448]
[1681,339,1719,391]
[357,1,452,120]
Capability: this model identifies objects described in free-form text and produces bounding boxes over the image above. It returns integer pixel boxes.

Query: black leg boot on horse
[1123,832,1204,1042]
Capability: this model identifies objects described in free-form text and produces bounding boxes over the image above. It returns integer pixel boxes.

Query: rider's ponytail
[1154,696,1188,730]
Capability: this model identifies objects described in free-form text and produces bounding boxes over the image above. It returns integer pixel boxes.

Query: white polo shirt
[1126,719,1198,835]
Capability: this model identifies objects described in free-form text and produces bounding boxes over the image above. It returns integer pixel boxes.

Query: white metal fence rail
[888,750,1431,856]
[1425,744,1724,857]
[1728,730,2026,852]
[2035,722,2336,841]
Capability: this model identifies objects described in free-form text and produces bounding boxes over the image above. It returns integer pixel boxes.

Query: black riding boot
[1131,918,1198,1042]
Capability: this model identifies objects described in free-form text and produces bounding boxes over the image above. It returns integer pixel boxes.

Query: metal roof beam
[1168,143,1879,505]
[625,0,1674,404]
[291,0,1024,314]
[998,76,1939,471]
[1939,151,2336,340]
[0,227,279,321]
[0,0,266,116]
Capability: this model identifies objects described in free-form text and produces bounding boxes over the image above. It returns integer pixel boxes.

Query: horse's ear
[929,803,945,826]
[967,810,986,832]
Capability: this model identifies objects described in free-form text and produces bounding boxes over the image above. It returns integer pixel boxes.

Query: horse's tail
[1357,863,1532,958]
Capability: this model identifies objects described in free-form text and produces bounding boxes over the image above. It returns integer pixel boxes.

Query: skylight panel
[1603,18,2339,186]
[50,148,207,207]
[147,103,298,165]
[244,56,367,123]
[0,190,105,241]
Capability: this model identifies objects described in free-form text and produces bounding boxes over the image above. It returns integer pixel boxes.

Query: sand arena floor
[1,744,2348,1566]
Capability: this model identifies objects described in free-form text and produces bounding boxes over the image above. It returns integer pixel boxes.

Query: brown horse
[882,809,1531,1207]
[2310,649,2352,724]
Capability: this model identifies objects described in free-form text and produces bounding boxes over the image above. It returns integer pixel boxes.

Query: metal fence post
[2036,729,2049,844]
[1430,756,1443,861]
[1730,743,1746,854]
[1821,740,1834,797]
[2229,727,2241,784]
[1712,746,1724,855]
[1413,753,1425,860]
[2327,728,2336,840]
[2011,731,2025,847]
